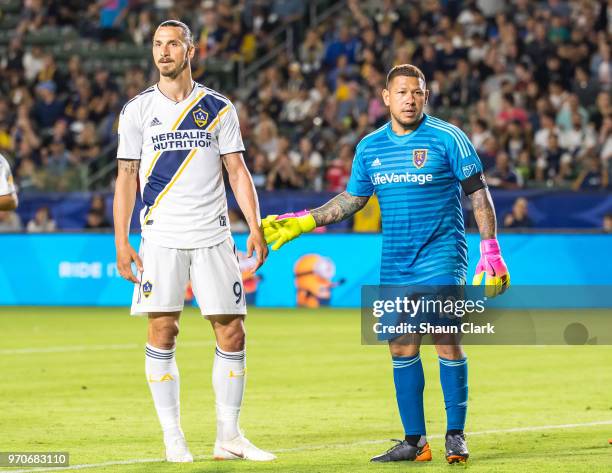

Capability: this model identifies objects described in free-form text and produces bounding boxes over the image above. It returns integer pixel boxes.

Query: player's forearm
[228,167,261,231]
[310,191,369,227]
[0,193,18,211]
[113,161,139,246]
[469,188,497,240]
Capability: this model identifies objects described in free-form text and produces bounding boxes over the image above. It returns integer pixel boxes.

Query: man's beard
[393,111,423,130]
[159,56,188,79]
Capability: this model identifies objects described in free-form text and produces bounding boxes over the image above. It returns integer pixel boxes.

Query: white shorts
[131,237,247,317]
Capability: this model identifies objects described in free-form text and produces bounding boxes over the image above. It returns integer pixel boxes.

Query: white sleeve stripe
[425,122,467,158]
[427,118,471,156]
[428,117,473,156]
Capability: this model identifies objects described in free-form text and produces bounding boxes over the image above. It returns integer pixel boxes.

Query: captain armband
[460,172,487,196]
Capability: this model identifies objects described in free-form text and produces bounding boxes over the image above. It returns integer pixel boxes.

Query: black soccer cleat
[445,432,469,463]
[370,438,432,462]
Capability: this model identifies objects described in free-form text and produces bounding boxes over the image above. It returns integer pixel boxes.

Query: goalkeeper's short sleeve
[346,142,374,197]
[443,124,486,195]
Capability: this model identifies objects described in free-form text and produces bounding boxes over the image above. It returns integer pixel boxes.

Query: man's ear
[425,89,430,105]
[382,88,390,107]
[188,44,196,61]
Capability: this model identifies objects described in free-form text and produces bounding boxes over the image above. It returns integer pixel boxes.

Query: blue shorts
[375,274,466,342]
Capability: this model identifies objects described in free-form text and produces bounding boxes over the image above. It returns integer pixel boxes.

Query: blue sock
[439,356,468,432]
[392,353,426,436]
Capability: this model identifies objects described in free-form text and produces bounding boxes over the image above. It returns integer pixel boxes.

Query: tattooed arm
[113,159,142,282]
[469,187,496,239]
[311,191,370,227]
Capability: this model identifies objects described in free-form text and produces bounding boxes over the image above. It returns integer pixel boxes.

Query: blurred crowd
[0,0,610,204]
[236,0,612,193]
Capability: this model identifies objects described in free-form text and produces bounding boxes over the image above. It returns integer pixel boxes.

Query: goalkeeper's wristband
[480,238,501,256]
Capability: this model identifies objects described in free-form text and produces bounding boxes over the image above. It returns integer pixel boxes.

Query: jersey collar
[155,81,198,104]
[385,113,429,144]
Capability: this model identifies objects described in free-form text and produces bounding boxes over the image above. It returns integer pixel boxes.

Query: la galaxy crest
[142,280,153,298]
[413,149,428,169]
[193,107,209,127]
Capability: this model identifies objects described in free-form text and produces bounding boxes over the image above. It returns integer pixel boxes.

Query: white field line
[4,419,612,473]
[0,341,215,355]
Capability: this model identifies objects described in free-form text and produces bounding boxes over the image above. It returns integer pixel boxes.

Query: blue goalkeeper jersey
[346,114,484,284]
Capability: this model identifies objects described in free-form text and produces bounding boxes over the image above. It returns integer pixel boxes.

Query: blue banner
[13,189,612,230]
[0,233,611,307]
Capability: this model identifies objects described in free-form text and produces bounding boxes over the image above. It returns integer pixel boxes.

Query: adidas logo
[371,158,382,167]
[149,117,162,127]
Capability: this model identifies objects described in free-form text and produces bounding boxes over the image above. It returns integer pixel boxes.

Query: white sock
[145,344,182,441]
[213,345,246,442]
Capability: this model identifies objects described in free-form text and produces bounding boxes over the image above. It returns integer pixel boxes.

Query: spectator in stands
[590,40,611,90]
[496,93,529,127]
[515,149,533,184]
[254,115,279,160]
[501,120,533,162]
[49,119,74,150]
[299,29,325,77]
[449,58,479,107]
[33,81,64,130]
[534,112,561,151]
[536,133,570,183]
[293,137,324,191]
[271,0,305,25]
[572,66,600,108]
[98,0,129,41]
[17,0,46,35]
[603,213,612,233]
[22,45,45,83]
[323,25,359,67]
[559,112,597,157]
[504,197,534,228]
[45,139,71,179]
[26,206,56,233]
[470,118,492,153]
[89,194,108,216]
[326,143,352,192]
[266,153,303,191]
[250,151,269,190]
[599,115,612,162]
[130,9,154,46]
[15,157,42,191]
[74,122,101,162]
[196,1,229,60]
[556,94,589,131]
[591,92,611,131]
[572,155,609,190]
[84,209,110,229]
[479,135,499,171]
[486,151,522,189]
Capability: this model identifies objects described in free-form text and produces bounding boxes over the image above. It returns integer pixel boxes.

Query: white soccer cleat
[164,435,194,463]
[213,435,276,461]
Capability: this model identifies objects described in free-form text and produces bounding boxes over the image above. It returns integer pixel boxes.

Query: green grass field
[1,307,611,473]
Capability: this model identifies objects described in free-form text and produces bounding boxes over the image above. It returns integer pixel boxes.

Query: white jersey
[117,82,245,249]
[0,153,16,196]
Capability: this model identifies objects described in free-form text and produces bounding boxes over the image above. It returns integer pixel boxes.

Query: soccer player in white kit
[0,153,18,211]
[113,20,274,462]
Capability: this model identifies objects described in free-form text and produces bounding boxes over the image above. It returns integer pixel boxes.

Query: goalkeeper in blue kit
[262,64,509,463]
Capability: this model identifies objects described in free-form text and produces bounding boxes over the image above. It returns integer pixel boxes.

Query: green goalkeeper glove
[262,210,316,250]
